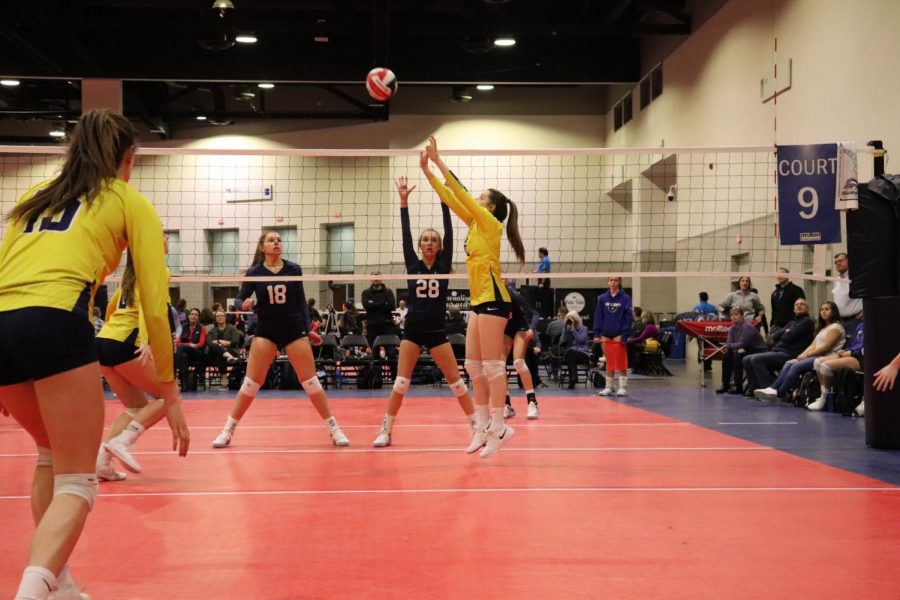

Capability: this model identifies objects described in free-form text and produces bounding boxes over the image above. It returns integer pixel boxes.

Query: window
[164,230,181,275]
[614,102,623,131]
[207,229,240,275]
[651,64,663,101]
[622,91,633,124]
[640,77,651,109]
[326,224,354,273]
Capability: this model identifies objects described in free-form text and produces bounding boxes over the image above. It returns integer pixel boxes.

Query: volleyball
[365,67,398,101]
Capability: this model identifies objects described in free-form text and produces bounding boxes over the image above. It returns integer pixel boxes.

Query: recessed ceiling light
[494,37,516,47]
[49,129,66,138]
[195,115,208,121]
[257,82,275,89]
[235,34,258,44]
[1,79,20,87]
[476,84,495,91]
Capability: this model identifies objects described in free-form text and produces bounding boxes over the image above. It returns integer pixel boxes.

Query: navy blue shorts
[0,307,97,385]
[471,301,512,318]
[504,312,528,338]
[403,326,449,350]
[96,330,140,367]
[255,319,308,349]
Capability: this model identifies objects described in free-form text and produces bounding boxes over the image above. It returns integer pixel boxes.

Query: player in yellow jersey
[0,110,189,600]
[95,235,187,480]
[422,136,526,458]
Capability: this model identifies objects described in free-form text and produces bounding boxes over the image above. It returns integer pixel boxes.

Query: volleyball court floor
[2,369,900,599]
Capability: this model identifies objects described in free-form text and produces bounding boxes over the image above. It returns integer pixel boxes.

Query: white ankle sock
[382,414,395,432]
[525,388,534,395]
[16,565,56,600]
[114,420,145,446]
[56,564,74,589]
[489,408,505,432]
[475,405,489,429]
[466,412,477,427]
[325,416,339,431]
[224,416,239,434]
[618,377,627,389]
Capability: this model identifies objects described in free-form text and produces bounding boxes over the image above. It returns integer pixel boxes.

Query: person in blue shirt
[693,292,718,317]
[593,277,633,396]
[536,247,551,288]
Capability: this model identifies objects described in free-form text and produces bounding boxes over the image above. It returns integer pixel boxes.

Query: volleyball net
[0,145,863,321]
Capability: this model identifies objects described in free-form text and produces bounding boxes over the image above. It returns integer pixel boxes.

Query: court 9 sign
[776,144,841,245]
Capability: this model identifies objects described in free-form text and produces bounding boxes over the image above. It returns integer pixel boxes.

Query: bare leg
[476,313,510,411]
[384,340,421,417]
[285,337,332,419]
[430,342,475,416]
[228,336,278,421]
[513,332,535,392]
[465,315,489,408]
[2,362,104,579]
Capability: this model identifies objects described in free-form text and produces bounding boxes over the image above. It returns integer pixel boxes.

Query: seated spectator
[755,301,844,401]
[770,268,806,334]
[338,301,362,337]
[446,305,467,336]
[629,307,645,338]
[693,292,718,317]
[718,276,765,320]
[626,310,659,367]
[743,298,814,396]
[199,306,215,327]
[546,306,568,342]
[308,298,322,328]
[809,316,864,411]
[560,311,592,389]
[207,309,242,389]
[715,307,767,394]
[175,307,207,389]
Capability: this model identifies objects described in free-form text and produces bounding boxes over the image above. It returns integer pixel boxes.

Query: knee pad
[240,377,261,398]
[301,375,323,396]
[483,360,506,381]
[36,446,52,468]
[54,473,98,510]
[392,376,410,395]
[464,359,484,381]
[448,379,468,397]
[513,358,529,375]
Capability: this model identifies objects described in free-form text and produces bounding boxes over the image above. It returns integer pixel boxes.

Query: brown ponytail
[505,199,525,264]
[8,110,135,225]
[121,252,137,308]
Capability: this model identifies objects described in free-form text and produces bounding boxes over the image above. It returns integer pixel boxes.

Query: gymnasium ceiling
[0,0,706,142]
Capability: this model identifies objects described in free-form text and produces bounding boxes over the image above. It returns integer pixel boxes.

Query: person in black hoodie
[742,297,814,395]
[361,273,397,347]
[770,267,805,333]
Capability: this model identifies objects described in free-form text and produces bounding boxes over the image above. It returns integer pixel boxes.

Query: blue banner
[776,144,841,245]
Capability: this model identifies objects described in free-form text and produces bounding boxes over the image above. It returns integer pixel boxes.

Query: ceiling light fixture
[494,37,516,47]
[1,79,20,87]
[195,115,208,121]
[235,34,257,44]
[257,82,275,89]
[211,0,235,18]
[49,129,66,138]
[476,84,495,91]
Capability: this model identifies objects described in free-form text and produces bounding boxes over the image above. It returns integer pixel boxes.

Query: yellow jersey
[0,179,174,382]
[428,172,511,306]
[97,285,150,346]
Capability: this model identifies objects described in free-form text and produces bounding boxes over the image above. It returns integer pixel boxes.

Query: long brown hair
[120,252,137,308]
[8,110,136,225]
[816,301,841,333]
[486,189,525,264]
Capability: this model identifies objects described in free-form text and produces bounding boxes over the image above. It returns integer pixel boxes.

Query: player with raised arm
[372,175,476,447]
[422,136,526,458]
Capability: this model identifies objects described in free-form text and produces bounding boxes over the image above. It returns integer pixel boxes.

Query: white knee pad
[392,376,410,395]
[54,473,99,510]
[240,377,261,398]
[465,359,484,381]
[483,359,506,381]
[301,375,323,395]
[513,358,529,375]
[36,446,52,468]
[448,379,468,397]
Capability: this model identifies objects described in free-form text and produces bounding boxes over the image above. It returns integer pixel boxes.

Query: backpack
[589,367,606,389]
[834,369,864,415]
[792,371,820,407]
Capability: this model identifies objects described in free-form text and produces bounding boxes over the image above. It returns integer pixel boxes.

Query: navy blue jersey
[236,259,310,331]
[401,203,453,330]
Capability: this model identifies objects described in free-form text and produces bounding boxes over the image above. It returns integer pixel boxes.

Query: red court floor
[2,395,899,599]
